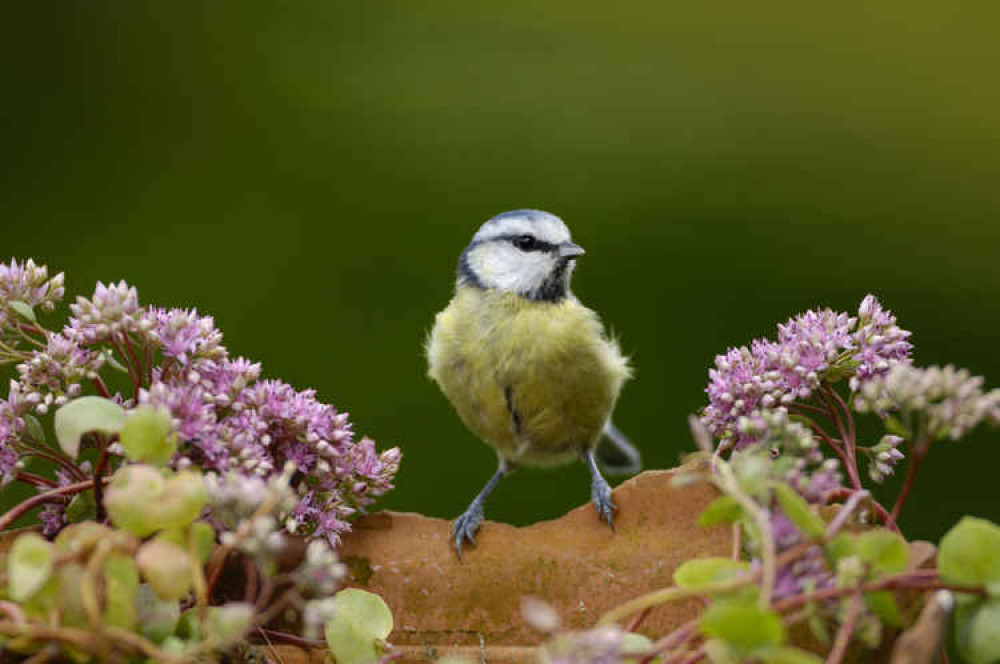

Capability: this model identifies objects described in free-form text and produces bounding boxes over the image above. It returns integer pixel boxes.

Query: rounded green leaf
[760,646,825,664]
[136,584,181,643]
[65,490,98,523]
[105,465,206,536]
[674,557,750,590]
[120,405,178,466]
[9,300,37,322]
[956,598,1000,664]
[24,414,45,442]
[136,539,193,601]
[864,590,902,627]
[697,496,743,528]
[54,396,126,458]
[325,589,394,664]
[939,517,1000,588]
[207,603,254,647]
[105,464,167,536]
[700,599,785,656]
[772,483,824,539]
[855,531,908,575]
[53,521,113,557]
[104,553,140,629]
[7,532,54,602]
[621,632,658,663]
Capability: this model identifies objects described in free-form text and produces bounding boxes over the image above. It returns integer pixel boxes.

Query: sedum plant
[532,295,1000,664]
[0,258,401,662]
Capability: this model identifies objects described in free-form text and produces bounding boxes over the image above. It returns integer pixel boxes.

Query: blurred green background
[2,3,998,549]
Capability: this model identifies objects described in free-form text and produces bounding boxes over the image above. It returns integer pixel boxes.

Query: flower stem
[823,487,898,533]
[886,436,930,530]
[827,593,863,664]
[0,480,97,532]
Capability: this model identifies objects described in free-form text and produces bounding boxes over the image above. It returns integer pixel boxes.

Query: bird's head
[457,209,585,302]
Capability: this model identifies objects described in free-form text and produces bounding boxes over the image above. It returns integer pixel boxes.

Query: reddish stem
[886,437,929,530]
[15,471,58,488]
[17,448,87,482]
[801,419,852,470]
[822,487,898,533]
[827,593,863,664]
[122,334,144,388]
[91,376,111,399]
[244,557,260,604]
[92,437,112,521]
[818,388,862,489]
[108,337,140,391]
[255,627,325,649]
[0,480,96,531]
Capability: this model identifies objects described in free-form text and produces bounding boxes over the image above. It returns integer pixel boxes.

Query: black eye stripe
[502,233,555,253]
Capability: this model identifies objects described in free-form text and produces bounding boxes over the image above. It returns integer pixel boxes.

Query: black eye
[512,234,537,251]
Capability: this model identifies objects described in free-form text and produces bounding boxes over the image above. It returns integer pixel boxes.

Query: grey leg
[584,447,616,528]
[452,458,511,559]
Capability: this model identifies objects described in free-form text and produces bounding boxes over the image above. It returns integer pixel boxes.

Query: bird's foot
[591,476,616,529]
[451,501,485,559]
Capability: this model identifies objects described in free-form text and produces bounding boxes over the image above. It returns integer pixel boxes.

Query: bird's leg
[584,447,616,528]
[451,457,511,559]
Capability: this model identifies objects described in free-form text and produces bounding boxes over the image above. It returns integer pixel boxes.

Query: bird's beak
[558,243,585,259]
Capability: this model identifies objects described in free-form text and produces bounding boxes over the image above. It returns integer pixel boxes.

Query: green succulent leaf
[136,584,181,644]
[772,483,825,539]
[700,599,785,656]
[24,414,45,442]
[54,396,126,458]
[120,405,178,467]
[697,496,743,527]
[9,300,37,322]
[207,603,254,647]
[854,530,908,575]
[864,590,902,627]
[939,517,1000,591]
[105,465,206,536]
[136,539,193,602]
[674,557,750,591]
[823,533,854,566]
[188,521,216,564]
[7,533,54,602]
[104,553,140,629]
[759,646,825,664]
[65,490,98,523]
[732,452,770,498]
[53,522,113,557]
[955,598,1000,664]
[325,588,394,664]
[621,632,657,663]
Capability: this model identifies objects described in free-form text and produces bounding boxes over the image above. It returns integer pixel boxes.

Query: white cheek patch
[467,244,556,294]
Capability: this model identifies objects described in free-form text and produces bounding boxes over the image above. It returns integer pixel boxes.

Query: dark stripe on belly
[504,386,522,436]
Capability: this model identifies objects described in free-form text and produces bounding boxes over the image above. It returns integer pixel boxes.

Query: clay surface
[336,466,729,648]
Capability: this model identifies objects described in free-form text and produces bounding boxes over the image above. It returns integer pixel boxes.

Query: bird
[425,209,639,557]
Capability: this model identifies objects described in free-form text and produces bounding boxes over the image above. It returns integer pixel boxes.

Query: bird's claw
[451,503,484,560]
[591,477,617,529]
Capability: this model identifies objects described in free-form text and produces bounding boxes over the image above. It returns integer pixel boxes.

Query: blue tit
[426,209,640,557]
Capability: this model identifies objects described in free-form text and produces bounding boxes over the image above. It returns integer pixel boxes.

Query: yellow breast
[426,286,631,466]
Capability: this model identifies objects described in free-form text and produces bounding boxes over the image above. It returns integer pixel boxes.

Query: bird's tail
[596,420,642,476]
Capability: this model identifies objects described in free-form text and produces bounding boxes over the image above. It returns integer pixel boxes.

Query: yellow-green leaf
[54,396,126,458]
[772,483,824,538]
[674,557,750,591]
[7,533,54,602]
[698,496,743,527]
[325,589,394,664]
[700,599,785,656]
